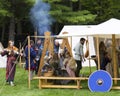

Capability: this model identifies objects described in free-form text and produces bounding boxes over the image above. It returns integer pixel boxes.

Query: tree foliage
[81,0,120,24]
[47,0,96,24]
[0,0,120,46]
[111,0,120,19]
[0,0,34,46]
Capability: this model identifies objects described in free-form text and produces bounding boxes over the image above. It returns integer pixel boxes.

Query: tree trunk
[17,21,22,35]
[69,0,73,10]
[78,0,81,10]
[9,17,15,41]
[54,22,59,34]
[1,23,5,42]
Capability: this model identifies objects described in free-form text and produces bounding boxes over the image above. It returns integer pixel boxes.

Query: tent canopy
[59,25,95,37]
[59,18,120,38]
[91,18,120,38]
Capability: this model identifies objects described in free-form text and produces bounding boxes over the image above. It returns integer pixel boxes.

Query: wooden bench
[33,76,88,89]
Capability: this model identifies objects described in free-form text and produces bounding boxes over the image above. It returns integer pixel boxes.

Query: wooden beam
[33,76,88,80]
[40,85,82,89]
[112,86,120,89]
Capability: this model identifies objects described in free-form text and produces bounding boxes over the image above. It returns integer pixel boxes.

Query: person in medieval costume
[54,39,60,54]
[0,40,19,86]
[63,51,76,77]
[96,41,112,71]
[58,49,65,69]
[106,40,120,77]
[34,39,43,75]
[24,40,36,80]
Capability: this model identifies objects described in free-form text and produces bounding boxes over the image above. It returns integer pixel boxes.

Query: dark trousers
[35,60,40,74]
[75,60,82,77]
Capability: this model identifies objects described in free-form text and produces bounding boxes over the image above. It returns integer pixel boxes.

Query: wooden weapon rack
[37,32,53,76]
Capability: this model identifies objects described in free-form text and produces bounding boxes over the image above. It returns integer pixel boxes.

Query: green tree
[111,0,120,19]
[0,0,34,43]
[80,0,120,24]
[41,0,97,34]
[0,0,12,42]
[0,0,97,44]
[46,0,96,24]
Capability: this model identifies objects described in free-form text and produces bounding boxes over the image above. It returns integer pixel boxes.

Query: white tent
[59,18,120,67]
[90,18,120,38]
[0,42,7,68]
[60,18,120,37]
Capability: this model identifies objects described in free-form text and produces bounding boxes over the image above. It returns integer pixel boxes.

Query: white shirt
[74,42,84,61]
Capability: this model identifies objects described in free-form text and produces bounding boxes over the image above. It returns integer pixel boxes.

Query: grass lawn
[0,66,120,96]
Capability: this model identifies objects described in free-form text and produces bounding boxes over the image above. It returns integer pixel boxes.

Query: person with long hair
[34,39,43,75]
[0,40,18,86]
[99,41,111,71]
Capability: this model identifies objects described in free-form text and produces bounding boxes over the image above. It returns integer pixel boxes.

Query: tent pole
[28,36,31,89]
[70,36,72,50]
[19,42,22,67]
[96,36,100,70]
[87,36,91,74]
[112,34,118,84]
[70,36,72,56]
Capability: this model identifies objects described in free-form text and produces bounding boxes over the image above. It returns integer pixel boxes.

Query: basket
[43,70,53,77]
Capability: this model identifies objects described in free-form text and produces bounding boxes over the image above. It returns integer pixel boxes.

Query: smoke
[30,0,54,35]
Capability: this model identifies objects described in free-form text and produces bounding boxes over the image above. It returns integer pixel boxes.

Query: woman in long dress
[1,40,18,86]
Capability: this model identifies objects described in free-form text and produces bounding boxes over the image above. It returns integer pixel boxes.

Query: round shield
[88,70,113,92]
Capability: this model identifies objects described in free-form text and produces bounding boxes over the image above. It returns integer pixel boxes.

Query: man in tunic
[74,38,86,77]
[24,40,36,80]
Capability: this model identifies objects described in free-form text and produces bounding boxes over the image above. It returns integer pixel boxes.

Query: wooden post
[86,36,91,74]
[112,34,118,84]
[39,79,42,89]
[70,36,72,48]
[34,31,37,43]
[19,42,22,67]
[77,80,80,89]
[96,36,100,70]
[28,36,31,89]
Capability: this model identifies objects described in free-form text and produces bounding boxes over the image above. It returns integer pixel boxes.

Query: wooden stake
[19,42,22,67]
[28,36,31,89]
[112,34,118,84]
[87,36,92,74]
[96,36,100,70]
[34,31,37,43]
